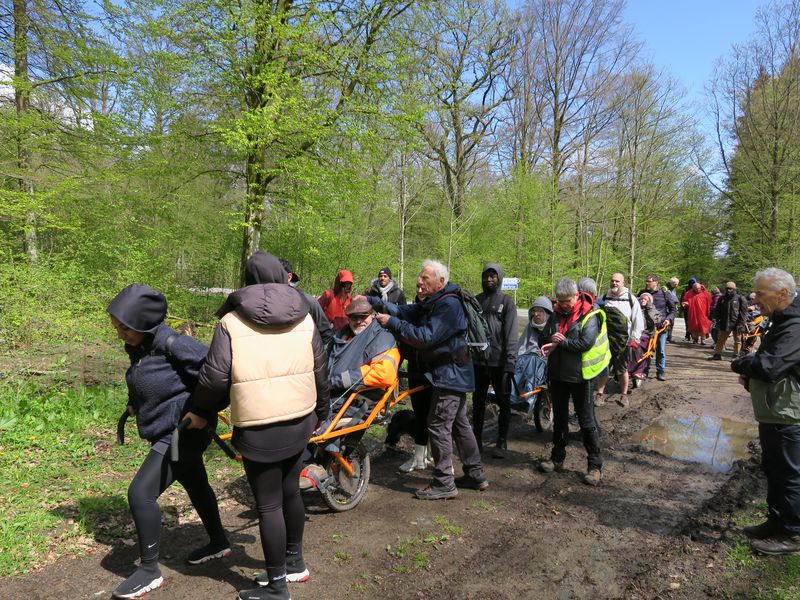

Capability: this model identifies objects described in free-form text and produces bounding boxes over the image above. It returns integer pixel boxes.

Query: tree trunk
[14,0,37,263]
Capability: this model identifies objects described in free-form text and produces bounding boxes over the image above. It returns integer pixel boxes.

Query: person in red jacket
[318,270,354,331]
[682,281,712,344]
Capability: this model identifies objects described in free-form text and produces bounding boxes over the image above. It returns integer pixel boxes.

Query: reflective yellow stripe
[581,309,611,379]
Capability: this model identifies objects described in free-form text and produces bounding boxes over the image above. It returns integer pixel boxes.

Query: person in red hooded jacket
[682,281,712,344]
[318,270,354,331]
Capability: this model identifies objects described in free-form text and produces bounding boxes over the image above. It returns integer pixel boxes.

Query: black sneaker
[707,354,722,361]
[186,540,232,565]
[744,520,778,540]
[492,439,507,459]
[414,483,458,500]
[454,474,489,491]
[113,566,164,598]
[238,579,291,600]
[256,555,309,586]
[656,373,666,381]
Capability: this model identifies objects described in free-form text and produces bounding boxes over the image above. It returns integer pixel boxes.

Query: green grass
[383,515,463,575]
[722,504,800,600]
[0,379,233,576]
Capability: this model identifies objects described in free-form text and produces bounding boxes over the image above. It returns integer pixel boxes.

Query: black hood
[107,284,167,333]
[244,251,289,285]
[217,251,308,327]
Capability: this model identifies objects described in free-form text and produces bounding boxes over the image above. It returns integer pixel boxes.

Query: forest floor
[0,322,777,599]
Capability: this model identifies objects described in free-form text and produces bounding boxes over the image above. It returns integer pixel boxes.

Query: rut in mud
[0,325,766,599]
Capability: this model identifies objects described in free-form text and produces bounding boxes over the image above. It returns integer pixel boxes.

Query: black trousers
[242,451,305,579]
[549,379,602,470]
[128,440,226,563]
[760,422,800,534]
[472,365,511,444]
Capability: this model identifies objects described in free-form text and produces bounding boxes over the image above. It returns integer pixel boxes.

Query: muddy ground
[0,322,769,599]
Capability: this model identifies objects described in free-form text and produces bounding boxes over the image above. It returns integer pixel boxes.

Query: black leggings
[411,387,432,446]
[242,451,305,578]
[128,442,226,563]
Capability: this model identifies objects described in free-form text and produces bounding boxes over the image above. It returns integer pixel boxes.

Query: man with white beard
[595,273,644,407]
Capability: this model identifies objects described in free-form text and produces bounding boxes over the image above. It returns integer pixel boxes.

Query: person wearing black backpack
[472,263,518,458]
[371,259,488,499]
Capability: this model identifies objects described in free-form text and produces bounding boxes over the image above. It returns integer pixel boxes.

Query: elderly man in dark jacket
[639,275,675,381]
[731,268,800,555]
[539,277,604,486]
[371,259,487,500]
[709,281,749,361]
[472,262,518,458]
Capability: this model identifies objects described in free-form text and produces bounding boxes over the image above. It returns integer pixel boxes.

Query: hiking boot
[113,565,164,599]
[538,459,564,473]
[583,468,602,486]
[454,474,489,491]
[414,483,458,500]
[750,532,800,555]
[593,392,606,407]
[492,439,507,459]
[256,554,309,586]
[239,579,291,600]
[700,339,707,345]
[656,373,666,381]
[299,463,327,490]
[617,394,629,408]
[186,540,231,565]
[744,520,778,540]
[707,354,722,361]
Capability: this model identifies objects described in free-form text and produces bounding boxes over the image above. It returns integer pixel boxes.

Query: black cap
[107,284,167,333]
[378,267,392,279]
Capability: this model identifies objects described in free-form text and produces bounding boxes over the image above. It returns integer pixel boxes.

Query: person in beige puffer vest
[187,251,329,600]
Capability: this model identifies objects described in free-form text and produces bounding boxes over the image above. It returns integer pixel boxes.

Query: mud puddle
[630,414,757,471]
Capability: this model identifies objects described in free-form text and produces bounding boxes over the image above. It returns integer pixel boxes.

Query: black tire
[534,390,553,433]
[321,441,371,512]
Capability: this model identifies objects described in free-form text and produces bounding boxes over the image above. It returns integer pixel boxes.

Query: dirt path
[0,323,765,599]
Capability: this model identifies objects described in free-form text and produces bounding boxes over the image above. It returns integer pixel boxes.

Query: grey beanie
[531,295,553,314]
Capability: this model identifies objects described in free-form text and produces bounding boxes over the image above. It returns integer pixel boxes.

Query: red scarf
[556,297,591,334]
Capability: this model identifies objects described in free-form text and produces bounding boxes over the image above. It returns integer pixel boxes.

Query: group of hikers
[106,255,794,599]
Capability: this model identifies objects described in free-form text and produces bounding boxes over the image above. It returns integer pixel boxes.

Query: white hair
[577,277,597,297]
[555,277,578,298]
[755,268,796,293]
[422,259,449,284]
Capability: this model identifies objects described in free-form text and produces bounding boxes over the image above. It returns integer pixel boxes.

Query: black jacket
[543,299,599,384]
[714,292,749,332]
[375,282,474,393]
[367,278,407,306]
[122,323,213,442]
[300,288,334,347]
[194,251,330,462]
[476,263,518,370]
[731,294,800,382]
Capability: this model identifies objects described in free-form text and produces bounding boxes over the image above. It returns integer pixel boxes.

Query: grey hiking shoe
[414,483,458,500]
[751,532,800,555]
[538,459,564,473]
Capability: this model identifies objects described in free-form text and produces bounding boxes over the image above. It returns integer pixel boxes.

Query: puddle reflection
[630,415,757,471]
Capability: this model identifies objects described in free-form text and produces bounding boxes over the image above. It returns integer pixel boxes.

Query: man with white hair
[595,273,644,407]
[732,268,800,554]
[370,260,488,499]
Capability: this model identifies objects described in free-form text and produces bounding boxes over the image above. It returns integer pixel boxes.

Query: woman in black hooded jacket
[107,284,228,599]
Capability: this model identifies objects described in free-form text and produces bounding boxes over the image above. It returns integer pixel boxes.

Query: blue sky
[623,0,763,107]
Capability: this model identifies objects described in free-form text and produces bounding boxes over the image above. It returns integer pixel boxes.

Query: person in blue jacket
[370,259,488,499]
[107,284,228,599]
